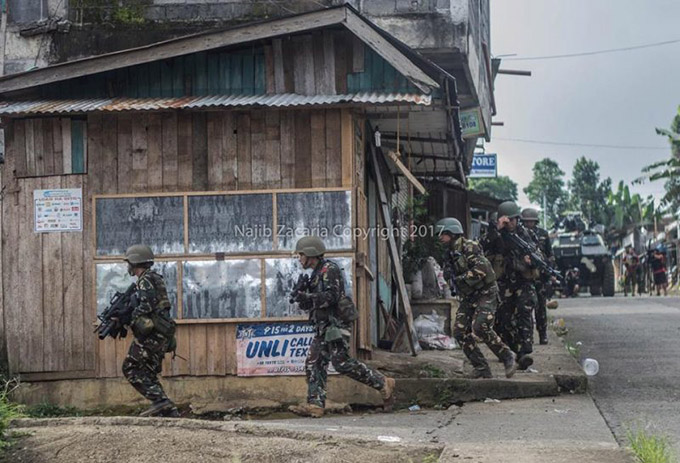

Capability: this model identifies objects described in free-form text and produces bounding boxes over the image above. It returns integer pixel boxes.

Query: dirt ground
[3,417,442,463]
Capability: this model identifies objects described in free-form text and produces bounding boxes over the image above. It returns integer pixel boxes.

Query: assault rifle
[501,230,564,283]
[443,250,462,297]
[95,283,137,340]
[289,274,311,306]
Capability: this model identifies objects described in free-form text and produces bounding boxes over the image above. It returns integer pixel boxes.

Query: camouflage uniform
[530,226,553,341]
[481,224,538,356]
[445,237,514,373]
[122,269,173,403]
[302,258,385,408]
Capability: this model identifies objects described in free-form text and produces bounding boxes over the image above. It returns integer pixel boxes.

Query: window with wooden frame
[14,117,87,178]
[93,188,355,323]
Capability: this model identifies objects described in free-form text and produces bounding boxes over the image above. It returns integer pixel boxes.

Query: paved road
[558,294,680,451]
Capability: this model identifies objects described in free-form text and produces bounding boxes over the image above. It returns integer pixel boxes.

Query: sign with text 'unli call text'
[34,188,83,233]
[236,322,337,376]
[469,153,497,178]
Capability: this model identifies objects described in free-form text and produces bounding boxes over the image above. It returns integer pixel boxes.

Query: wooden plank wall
[2,107,351,377]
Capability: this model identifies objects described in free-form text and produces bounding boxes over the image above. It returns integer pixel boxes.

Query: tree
[568,157,612,225]
[637,106,680,212]
[606,181,658,231]
[469,176,518,201]
[523,158,569,227]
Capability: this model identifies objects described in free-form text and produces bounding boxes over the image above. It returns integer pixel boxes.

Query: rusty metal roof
[0,93,432,116]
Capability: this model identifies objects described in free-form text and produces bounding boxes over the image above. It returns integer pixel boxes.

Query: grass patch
[0,378,25,450]
[564,340,581,359]
[420,364,446,378]
[25,402,83,418]
[627,427,676,463]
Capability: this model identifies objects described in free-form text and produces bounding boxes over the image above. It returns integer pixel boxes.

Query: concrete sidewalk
[263,395,634,462]
[363,328,586,409]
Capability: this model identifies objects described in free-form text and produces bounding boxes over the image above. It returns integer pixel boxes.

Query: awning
[0,92,431,116]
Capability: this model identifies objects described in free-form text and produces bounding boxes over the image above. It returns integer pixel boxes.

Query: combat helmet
[521,208,540,222]
[435,217,464,236]
[125,244,154,265]
[295,236,326,257]
[498,201,521,219]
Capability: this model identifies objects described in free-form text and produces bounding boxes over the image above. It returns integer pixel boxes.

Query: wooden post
[367,133,418,356]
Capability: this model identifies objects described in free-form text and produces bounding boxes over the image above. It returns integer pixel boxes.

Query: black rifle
[289,274,311,306]
[443,250,462,297]
[501,229,564,283]
[95,283,137,340]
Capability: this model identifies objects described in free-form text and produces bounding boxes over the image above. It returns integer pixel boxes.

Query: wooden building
[0,5,464,388]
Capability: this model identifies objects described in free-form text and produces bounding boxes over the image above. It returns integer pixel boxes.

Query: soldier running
[122,245,179,418]
[481,201,538,370]
[520,208,553,345]
[288,236,395,418]
[436,218,517,379]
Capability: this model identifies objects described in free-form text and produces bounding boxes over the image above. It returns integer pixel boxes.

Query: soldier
[436,218,517,379]
[481,201,538,370]
[288,236,395,418]
[122,245,179,418]
[521,208,553,345]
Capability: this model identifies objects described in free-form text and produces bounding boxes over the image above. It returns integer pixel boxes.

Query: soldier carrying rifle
[437,217,517,379]
[288,236,395,418]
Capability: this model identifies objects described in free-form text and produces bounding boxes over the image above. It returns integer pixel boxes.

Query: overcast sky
[486,0,680,207]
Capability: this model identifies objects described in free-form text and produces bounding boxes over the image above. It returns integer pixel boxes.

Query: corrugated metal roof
[0,93,431,116]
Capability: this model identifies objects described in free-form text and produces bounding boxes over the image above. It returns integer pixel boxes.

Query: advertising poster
[236,322,336,376]
[34,188,83,232]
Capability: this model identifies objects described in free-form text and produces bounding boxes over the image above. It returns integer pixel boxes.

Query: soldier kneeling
[288,236,396,418]
[436,218,517,379]
[122,245,179,418]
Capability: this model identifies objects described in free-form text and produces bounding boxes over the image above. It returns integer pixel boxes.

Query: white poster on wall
[34,188,83,233]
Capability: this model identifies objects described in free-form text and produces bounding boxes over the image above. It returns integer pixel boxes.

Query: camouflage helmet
[294,236,326,257]
[521,208,540,222]
[498,201,521,219]
[125,244,154,265]
[435,217,464,236]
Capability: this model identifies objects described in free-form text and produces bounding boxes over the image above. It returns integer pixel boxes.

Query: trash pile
[413,311,458,350]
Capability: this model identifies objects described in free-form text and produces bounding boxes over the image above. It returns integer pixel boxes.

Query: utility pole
[542,192,547,228]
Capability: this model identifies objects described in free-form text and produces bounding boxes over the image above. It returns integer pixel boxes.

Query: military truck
[552,215,615,297]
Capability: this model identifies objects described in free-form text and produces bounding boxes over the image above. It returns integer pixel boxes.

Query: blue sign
[469,153,497,178]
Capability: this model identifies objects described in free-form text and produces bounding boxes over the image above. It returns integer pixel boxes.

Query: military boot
[503,352,517,378]
[140,399,176,417]
[539,332,549,345]
[380,377,396,412]
[467,368,492,379]
[288,403,324,418]
[517,354,534,371]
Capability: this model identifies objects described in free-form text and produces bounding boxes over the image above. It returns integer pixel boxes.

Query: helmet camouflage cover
[125,244,154,265]
[498,201,521,219]
[435,217,464,236]
[521,208,540,221]
[295,236,326,257]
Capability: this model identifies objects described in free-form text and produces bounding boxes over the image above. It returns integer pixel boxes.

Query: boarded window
[14,118,88,177]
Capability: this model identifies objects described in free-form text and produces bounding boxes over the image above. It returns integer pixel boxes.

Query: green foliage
[564,341,581,359]
[420,364,446,378]
[469,176,518,201]
[0,378,25,450]
[401,194,443,282]
[637,106,680,213]
[524,158,570,227]
[568,157,613,225]
[627,426,676,463]
[606,181,659,230]
[25,402,83,418]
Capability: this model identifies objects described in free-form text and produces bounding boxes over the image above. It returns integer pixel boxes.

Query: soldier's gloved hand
[296,292,314,311]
